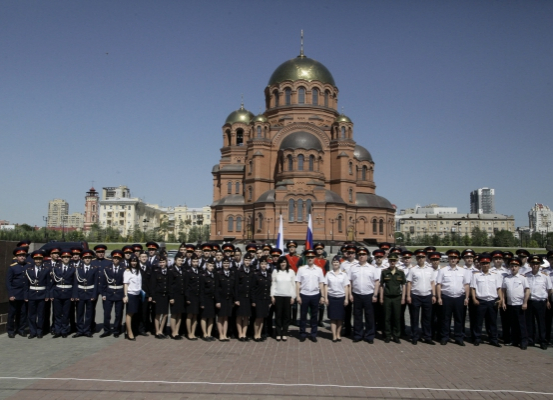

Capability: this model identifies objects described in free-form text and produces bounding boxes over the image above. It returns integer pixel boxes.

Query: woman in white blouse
[271,256,296,341]
[324,257,350,342]
[123,255,142,341]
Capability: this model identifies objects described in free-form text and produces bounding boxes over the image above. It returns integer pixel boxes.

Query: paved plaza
[1,321,553,400]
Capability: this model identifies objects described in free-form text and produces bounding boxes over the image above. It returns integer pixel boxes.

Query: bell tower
[84,187,99,232]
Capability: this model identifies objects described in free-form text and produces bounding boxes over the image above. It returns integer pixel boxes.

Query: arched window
[349,188,353,202]
[227,181,232,194]
[297,199,304,222]
[236,216,242,232]
[228,216,234,232]
[359,218,366,234]
[236,129,243,146]
[92,215,96,222]
[225,129,231,146]
[273,90,279,107]
[288,199,295,222]
[285,88,291,105]
[362,166,367,180]
[258,213,263,231]
[372,219,378,234]
[324,90,329,107]
[306,199,312,214]
[341,126,346,139]
[298,87,305,104]
[248,186,252,201]
[297,154,304,171]
[287,155,293,171]
[308,155,314,171]
[312,88,318,105]
[235,182,240,194]
[379,219,384,234]
[349,161,353,175]
[257,126,262,137]
[338,215,343,232]
[249,160,253,174]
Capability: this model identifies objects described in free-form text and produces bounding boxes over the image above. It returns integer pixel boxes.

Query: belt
[30,286,46,291]
[108,285,124,289]
[57,284,72,289]
[78,285,95,290]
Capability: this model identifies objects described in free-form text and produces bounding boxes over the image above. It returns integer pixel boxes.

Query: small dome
[225,105,254,125]
[324,190,345,204]
[334,114,352,123]
[212,194,245,207]
[280,131,322,151]
[354,144,373,163]
[356,193,394,210]
[268,55,336,87]
[253,114,268,123]
[257,189,275,203]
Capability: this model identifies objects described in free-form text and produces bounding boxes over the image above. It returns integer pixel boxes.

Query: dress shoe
[332,339,338,343]
[37,335,43,339]
[238,337,245,342]
[521,344,527,350]
[309,336,318,343]
[440,340,448,345]
[275,337,281,342]
[318,321,324,327]
[100,332,111,338]
[490,342,502,348]
[72,333,83,338]
[139,332,150,337]
[113,333,120,338]
[18,332,27,337]
[352,338,362,343]
[173,335,183,340]
[411,339,417,345]
[423,339,435,345]
[8,333,15,338]
[366,340,374,344]
[52,333,62,338]
[155,334,164,339]
[126,336,136,341]
[86,333,93,338]
[454,340,465,346]
[254,338,261,342]
[504,342,513,346]
[28,335,36,339]
[541,343,548,350]
[202,337,210,342]
[62,334,68,338]
[299,337,306,342]
[384,338,390,343]
[393,337,401,344]
[473,340,480,346]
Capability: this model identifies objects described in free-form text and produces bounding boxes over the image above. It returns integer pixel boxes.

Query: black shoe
[18,332,27,337]
[393,337,401,344]
[366,340,374,344]
[155,334,164,339]
[337,338,342,342]
[254,338,261,342]
[411,339,417,345]
[332,339,338,343]
[352,338,362,343]
[521,344,527,350]
[37,334,43,339]
[100,332,111,338]
[28,335,36,339]
[541,343,548,350]
[504,342,513,346]
[454,340,465,346]
[299,337,306,342]
[52,333,61,338]
[8,333,15,339]
[139,332,150,337]
[126,336,136,341]
[86,333,93,338]
[384,338,390,343]
[62,334,68,338]
[440,340,448,345]
[113,333,120,338]
[309,336,318,343]
[490,342,502,348]
[474,340,481,346]
[72,333,83,338]
[318,321,324,327]
[238,337,245,342]
[422,338,435,345]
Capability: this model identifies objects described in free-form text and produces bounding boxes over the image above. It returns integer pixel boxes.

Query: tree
[441,233,452,247]
[430,234,441,246]
[462,234,471,246]
[528,240,540,249]
[492,230,517,247]
[471,227,489,247]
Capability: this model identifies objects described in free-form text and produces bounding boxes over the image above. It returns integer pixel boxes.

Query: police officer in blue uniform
[50,249,76,338]
[6,247,30,338]
[24,250,50,339]
[43,247,61,335]
[100,250,125,338]
[146,242,160,268]
[91,244,111,332]
[73,249,99,338]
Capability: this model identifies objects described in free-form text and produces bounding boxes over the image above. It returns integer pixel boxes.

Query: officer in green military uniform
[379,253,406,343]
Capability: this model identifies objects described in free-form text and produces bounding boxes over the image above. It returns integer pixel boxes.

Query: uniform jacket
[50,263,76,299]
[169,265,185,301]
[184,268,202,299]
[138,263,151,295]
[380,268,406,296]
[150,267,170,297]
[235,267,254,299]
[6,262,29,300]
[146,255,160,269]
[252,271,272,303]
[200,271,216,306]
[73,263,99,300]
[101,264,125,300]
[215,269,235,303]
[24,264,50,300]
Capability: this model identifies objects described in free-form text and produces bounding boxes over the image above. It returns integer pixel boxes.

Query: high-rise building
[47,199,69,227]
[83,187,99,231]
[470,188,495,214]
[528,203,553,234]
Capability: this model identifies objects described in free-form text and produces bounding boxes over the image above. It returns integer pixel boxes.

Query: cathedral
[210,48,395,244]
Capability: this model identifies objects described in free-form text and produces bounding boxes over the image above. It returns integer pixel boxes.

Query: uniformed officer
[235,253,254,341]
[132,243,143,258]
[43,248,61,334]
[491,250,512,345]
[72,249,98,338]
[462,248,479,343]
[200,258,217,341]
[296,249,325,342]
[100,250,125,338]
[406,249,436,345]
[24,250,50,339]
[146,241,160,268]
[136,250,152,335]
[502,258,530,349]
[252,256,272,342]
[6,247,30,338]
[340,244,358,336]
[91,244,111,333]
[168,253,186,340]
[516,249,531,275]
[379,253,406,343]
[215,257,235,341]
[150,256,170,339]
[372,248,389,336]
[470,253,502,347]
[14,240,32,264]
[398,250,413,337]
[184,254,202,340]
[121,245,134,268]
[199,243,212,269]
[545,251,553,343]
[373,242,391,268]
[525,254,552,349]
[436,249,471,346]
[183,244,196,269]
[50,249,76,338]
[428,251,442,340]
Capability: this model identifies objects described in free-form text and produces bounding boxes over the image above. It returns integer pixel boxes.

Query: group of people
[6,239,553,349]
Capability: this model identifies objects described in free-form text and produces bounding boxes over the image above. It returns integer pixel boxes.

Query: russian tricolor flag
[305,214,313,250]
[276,214,284,251]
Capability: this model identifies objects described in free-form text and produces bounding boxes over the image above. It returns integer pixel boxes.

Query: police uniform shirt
[470,271,502,301]
[347,263,380,295]
[340,259,358,274]
[431,267,440,283]
[502,274,529,306]
[325,270,349,297]
[406,266,434,296]
[525,271,552,301]
[398,261,412,271]
[295,265,325,296]
[123,270,142,295]
[371,258,389,268]
[520,263,531,276]
[436,265,471,298]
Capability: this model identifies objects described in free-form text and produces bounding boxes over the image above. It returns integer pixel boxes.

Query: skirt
[254,298,271,319]
[170,293,186,315]
[126,294,141,314]
[186,296,200,315]
[201,295,216,319]
[328,296,346,321]
[153,294,169,315]
[236,296,252,317]
[217,298,234,317]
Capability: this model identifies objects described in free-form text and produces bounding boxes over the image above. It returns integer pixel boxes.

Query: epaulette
[10,262,17,266]
[542,272,548,275]
[473,271,479,274]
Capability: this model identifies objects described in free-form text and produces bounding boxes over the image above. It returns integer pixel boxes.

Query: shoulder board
[473,271,479,274]
[542,272,548,275]
[10,262,17,266]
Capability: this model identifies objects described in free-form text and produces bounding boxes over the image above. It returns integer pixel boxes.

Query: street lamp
[143,218,149,240]
[330,218,335,253]
[42,216,49,241]
[61,215,67,241]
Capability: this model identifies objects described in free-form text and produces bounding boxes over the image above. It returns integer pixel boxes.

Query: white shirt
[431,267,440,284]
[520,263,531,275]
[270,269,296,298]
[340,259,358,274]
[371,258,389,268]
[123,269,142,295]
[398,261,412,271]
[525,271,552,301]
[470,271,502,301]
[325,270,349,297]
[406,266,434,296]
[502,274,529,306]
[436,265,471,298]
[348,263,380,295]
[295,265,325,296]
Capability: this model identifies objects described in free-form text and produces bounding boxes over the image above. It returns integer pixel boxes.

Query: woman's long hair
[129,255,139,274]
[276,256,290,272]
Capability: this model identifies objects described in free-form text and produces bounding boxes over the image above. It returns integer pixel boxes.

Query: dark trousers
[546,305,553,343]
[508,304,528,346]
[274,296,291,337]
[90,298,99,332]
[76,299,94,334]
[526,299,547,345]
[344,302,353,334]
[468,298,478,341]
[400,303,408,336]
[431,301,442,340]
[383,295,401,339]
[409,294,432,341]
[299,293,320,338]
[264,304,274,337]
[475,299,498,343]
[43,300,53,334]
[353,292,375,341]
[27,299,45,336]
[103,299,124,333]
[373,300,384,333]
[53,298,71,335]
[441,295,465,341]
[7,299,27,335]
[70,301,76,333]
[136,297,152,334]
[499,306,511,343]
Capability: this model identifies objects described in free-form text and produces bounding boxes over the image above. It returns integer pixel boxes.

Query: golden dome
[268,55,336,87]
[335,114,352,123]
[225,105,254,125]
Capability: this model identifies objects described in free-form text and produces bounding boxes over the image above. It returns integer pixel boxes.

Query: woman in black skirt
[200,258,216,341]
[323,257,350,342]
[169,253,186,340]
[235,254,254,341]
[252,257,272,342]
[123,255,142,341]
[184,254,201,340]
[149,256,170,339]
[215,257,235,341]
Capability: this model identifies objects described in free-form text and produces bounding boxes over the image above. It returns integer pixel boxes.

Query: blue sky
[1,1,552,227]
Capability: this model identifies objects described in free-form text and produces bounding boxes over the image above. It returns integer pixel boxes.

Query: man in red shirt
[285,241,301,325]
[314,243,330,327]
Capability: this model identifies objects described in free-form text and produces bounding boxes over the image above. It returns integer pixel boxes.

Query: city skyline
[1,2,552,228]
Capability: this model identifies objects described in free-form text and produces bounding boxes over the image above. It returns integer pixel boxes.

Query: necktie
[114,267,118,274]
[85,266,88,274]
[225,271,229,277]
[63,266,66,273]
